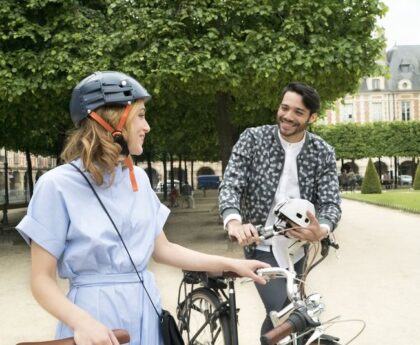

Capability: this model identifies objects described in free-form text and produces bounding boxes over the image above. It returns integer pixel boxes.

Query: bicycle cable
[321,317,366,345]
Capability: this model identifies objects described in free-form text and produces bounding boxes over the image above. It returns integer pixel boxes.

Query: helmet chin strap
[88,104,138,192]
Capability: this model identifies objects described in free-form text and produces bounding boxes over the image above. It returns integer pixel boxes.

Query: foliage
[386,121,420,157]
[361,158,382,194]
[413,161,420,191]
[0,0,387,163]
[0,0,110,155]
[313,121,420,160]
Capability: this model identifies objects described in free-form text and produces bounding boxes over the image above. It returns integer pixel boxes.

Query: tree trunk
[146,152,153,185]
[25,149,34,198]
[215,91,237,173]
[190,160,194,190]
[170,153,174,189]
[163,153,168,201]
[2,149,9,225]
[178,156,183,191]
[394,156,398,188]
[412,157,416,181]
[378,157,382,181]
[184,159,188,184]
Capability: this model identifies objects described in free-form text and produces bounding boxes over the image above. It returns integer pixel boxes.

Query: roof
[360,45,420,92]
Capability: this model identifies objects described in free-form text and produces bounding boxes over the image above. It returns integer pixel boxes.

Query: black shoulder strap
[69,162,161,318]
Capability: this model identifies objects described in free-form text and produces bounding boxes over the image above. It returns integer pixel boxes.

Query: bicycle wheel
[179,287,231,345]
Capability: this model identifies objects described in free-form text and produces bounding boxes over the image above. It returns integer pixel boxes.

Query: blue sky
[378,0,420,50]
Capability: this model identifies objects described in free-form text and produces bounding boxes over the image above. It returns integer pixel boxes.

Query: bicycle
[176,199,364,345]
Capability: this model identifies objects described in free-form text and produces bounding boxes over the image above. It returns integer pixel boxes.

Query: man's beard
[277,116,310,138]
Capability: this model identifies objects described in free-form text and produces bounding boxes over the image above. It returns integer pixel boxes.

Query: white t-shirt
[258,131,306,268]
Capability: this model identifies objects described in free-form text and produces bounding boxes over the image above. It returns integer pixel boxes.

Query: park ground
[1,190,420,344]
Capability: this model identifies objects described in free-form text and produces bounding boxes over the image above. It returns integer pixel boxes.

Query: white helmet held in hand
[273,198,315,228]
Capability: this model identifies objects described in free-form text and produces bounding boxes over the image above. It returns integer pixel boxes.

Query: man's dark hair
[280,82,321,114]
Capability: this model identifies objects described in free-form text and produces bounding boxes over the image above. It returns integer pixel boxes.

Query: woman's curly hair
[61,101,143,185]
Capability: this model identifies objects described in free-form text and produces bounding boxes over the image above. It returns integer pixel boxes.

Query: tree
[413,161,420,191]
[361,158,382,194]
[313,123,368,160]
[126,0,387,170]
[0,0,111,156]
[1,0,387,169]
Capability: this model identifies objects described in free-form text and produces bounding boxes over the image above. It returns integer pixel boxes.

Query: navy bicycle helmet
[70,71,151,126]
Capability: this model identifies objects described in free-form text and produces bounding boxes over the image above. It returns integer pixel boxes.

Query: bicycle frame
[177,271,240,345]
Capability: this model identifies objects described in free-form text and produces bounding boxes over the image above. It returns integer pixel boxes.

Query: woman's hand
[73,316,120,345]
[229,258,271,285]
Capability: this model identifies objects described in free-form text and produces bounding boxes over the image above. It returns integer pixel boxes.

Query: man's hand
[226,220,260,246]
[286,211,328,242]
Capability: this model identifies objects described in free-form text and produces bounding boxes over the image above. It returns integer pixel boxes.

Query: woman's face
[127,100,150,155]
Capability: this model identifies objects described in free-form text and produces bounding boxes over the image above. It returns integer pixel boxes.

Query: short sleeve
[154,193,170,238]
[136,167,170,239]
[16,172,69,259]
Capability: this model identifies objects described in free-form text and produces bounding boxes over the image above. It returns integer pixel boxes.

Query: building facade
[325,45,420,124]
[323,45,420,179]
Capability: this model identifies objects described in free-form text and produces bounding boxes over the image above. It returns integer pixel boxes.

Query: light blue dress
[17,159,170,345]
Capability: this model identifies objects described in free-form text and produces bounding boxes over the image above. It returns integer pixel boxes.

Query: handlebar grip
[260,320,294,345]
[16,329,130,345]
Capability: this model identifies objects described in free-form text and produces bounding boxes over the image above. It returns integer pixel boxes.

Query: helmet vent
[296,213,302,219]
[124,90,132,97]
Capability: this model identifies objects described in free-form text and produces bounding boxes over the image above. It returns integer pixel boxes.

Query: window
[398,79,412,90]
[372,78,380,90]
[401,101,410,121]
[342,103,353,122]
[371,102,382,122]
[399,64,410,73]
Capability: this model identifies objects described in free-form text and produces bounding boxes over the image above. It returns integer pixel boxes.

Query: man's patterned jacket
[219,125,341,231]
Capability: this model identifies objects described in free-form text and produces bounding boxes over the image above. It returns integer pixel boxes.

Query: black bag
[160,309,185,345]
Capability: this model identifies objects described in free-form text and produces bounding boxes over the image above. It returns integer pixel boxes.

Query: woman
[17,71,269,345]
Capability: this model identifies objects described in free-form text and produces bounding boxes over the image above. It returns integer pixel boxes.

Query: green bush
[361,158,382,194]
[414,162,420,190]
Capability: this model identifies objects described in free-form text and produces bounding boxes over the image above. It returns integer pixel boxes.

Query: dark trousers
[245,247,305,335]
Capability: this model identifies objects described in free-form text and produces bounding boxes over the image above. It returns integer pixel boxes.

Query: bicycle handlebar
[260,307,315,345]
[16,329,130,345]
[260,320,294,345]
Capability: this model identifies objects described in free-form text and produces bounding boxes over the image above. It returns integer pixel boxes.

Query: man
[219,82,341,334]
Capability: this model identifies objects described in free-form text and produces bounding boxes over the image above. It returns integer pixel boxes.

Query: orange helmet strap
[88,107,139,192]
